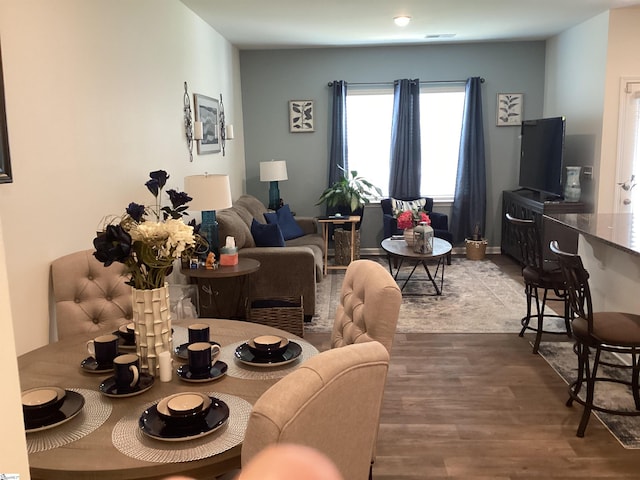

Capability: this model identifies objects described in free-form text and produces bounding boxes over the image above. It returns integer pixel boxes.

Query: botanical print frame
[194,93,220,154]
[289,100,314,132]
[496,93,523,127]
[0,43,12,184]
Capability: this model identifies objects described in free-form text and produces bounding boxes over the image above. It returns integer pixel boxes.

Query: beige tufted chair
[241,341,390,480]
[331,259,402,354]
[51,249,132,339]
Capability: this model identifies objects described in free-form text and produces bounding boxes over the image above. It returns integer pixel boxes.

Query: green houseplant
[316,169,382,265]
[316,169,382,215]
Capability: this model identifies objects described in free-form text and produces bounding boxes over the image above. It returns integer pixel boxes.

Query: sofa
[215,195,324,318]
[381,197,453,264]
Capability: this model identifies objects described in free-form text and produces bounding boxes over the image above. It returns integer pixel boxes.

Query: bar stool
[504,214,571,353]
[550,241,640,437]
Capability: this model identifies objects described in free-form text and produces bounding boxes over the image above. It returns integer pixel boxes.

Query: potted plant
[316,169,382,264]
[465,223,487,260]
[315,169,382,220]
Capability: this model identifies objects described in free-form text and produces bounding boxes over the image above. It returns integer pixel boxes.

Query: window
[346,84,465,201]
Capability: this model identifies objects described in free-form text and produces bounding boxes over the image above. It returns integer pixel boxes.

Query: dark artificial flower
[147,170,169,197]
[145,178,159,197]
[167,189,192,209]
[93,224,132,266]
[126,202,146,222]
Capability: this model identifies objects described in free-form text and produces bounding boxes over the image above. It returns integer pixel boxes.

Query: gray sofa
[215,195,324,318]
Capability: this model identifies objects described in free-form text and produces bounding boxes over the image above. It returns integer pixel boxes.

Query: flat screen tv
[518,116,566,198]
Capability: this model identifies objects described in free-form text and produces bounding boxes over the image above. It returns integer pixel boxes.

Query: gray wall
[239,41,546,249]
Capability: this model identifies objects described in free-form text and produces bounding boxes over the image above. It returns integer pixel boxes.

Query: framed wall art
[496,93,523,127]
[194,93,220,154]
[0,42,12,184]
[289,100,314,133]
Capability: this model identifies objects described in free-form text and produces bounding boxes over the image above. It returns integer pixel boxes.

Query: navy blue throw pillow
[251,219,285,247]
[264,204,304,241]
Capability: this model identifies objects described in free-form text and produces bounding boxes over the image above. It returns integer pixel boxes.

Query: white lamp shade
[260,160,288,182]
[184,174,233,211]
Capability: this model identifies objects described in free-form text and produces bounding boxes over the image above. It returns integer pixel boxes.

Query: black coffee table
[381,237,452,295]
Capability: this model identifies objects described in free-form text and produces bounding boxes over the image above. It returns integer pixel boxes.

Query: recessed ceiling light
[394,16,411,27]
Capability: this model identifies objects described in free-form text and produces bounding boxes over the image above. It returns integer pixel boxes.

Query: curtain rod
[327,78,484,87]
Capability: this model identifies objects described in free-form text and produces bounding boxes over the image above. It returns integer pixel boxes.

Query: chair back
[331,259,402,354]
[51,249,132,339]
[549,241,593,332]
[241,341,390,480]
[504,213,545,272]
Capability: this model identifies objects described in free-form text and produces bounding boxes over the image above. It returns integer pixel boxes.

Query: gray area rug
[306,256,549,334]
[537,341,640,448]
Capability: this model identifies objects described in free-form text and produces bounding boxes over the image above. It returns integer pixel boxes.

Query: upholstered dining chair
[331,259,402,355]
[241,341,390,480]
[550,241,640,437]
[504,213,571,354]
[51,249,132,339]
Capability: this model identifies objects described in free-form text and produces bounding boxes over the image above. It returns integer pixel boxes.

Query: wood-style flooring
[304,254,640,479]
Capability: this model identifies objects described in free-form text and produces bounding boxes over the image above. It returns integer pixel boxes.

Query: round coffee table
[381,237,452,295]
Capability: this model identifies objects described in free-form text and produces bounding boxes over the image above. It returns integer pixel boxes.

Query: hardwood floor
[303,256,640,479]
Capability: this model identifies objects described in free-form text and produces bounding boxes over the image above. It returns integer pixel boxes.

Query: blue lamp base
[201,210,220,260]
[268,181,281,211]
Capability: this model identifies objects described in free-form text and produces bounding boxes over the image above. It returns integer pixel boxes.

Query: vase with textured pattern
[132,284,172,377]
[403,228,415,247]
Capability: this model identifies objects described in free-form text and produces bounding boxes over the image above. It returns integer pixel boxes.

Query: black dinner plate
[173,341,221,360]
[177,361,228,383]
[139,397,229,442]
[99,373,155,398]
[24,390,85,433]
[234,341,302,367]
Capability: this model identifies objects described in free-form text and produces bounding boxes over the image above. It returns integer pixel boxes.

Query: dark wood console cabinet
[501,189,589,263]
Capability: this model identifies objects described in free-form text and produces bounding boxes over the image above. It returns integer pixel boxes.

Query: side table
[317,215,361,275]
[181,258,260,319]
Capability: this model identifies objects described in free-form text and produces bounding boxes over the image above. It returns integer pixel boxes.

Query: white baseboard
[337,245,502,257]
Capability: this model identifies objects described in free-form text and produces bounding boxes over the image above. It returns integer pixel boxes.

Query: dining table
[18,318,318,480]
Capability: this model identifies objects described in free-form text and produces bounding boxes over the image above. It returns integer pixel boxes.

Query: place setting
[80,333,120,374]
[112,390,252,463]
[220,334,317,380]
[114,322,137,351]
[173,322,221,360]
[21,385,111,454]
[99,353,155,398]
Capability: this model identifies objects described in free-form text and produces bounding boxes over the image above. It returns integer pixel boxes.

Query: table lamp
[260,160,288,210]
[184,174,233,259]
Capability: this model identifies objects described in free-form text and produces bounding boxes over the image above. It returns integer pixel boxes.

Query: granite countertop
[544,212,640,257]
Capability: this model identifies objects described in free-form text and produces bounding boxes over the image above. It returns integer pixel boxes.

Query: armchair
[381,197,453,264]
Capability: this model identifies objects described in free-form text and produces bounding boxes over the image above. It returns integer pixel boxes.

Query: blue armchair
[381,197,453,265]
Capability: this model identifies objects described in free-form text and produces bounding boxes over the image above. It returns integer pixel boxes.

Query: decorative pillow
[391,198,427,217]
[251,219,285,247]
[264,204,305,241]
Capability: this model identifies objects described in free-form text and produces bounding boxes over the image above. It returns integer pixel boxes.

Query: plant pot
[465,239,487,260]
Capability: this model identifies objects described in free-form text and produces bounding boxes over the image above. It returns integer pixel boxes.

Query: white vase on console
[564,166,581,202]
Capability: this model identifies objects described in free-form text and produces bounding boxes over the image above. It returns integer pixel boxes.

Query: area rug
[305,256,566,334]
[537,341,640,448]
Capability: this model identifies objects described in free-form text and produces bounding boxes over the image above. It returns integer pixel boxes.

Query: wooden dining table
[18,319,316,480]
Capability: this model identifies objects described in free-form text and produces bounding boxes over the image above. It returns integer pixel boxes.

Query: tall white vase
[564,166,582,202]
[132,284,172,377]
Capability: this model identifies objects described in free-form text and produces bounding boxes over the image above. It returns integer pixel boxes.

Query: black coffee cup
[187,342,221,376]
[188,323,210,344]
[86,334,119,366]
[113,354,140,391]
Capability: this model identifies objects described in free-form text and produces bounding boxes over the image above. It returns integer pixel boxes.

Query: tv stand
[501,189,588,263]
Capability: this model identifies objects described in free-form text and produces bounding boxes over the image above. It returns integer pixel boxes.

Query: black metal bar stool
[505,214,571,353]
[550,241,640,437]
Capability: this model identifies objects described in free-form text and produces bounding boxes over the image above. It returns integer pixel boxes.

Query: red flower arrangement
[396,210,430,230]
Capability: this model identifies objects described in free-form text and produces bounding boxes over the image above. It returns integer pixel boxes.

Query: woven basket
[247,296,304,337]
[465,239,487,260]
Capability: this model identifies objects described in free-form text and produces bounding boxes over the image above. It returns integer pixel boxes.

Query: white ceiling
[181,0,640,50]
